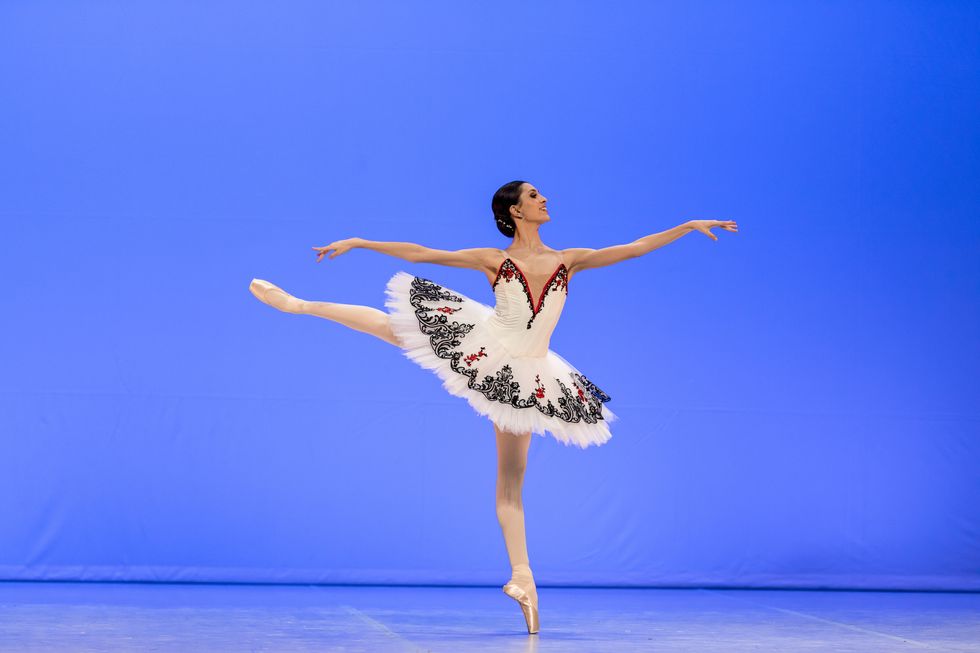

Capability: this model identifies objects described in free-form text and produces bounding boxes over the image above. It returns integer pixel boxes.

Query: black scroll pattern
[407,275,612,425]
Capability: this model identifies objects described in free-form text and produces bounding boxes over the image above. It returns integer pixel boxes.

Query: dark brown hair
[491,180,527,238]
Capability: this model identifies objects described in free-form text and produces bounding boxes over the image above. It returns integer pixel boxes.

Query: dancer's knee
[374,314,401,347]
[496,465,526,499]
[498,459,527,480]
[496,495,523,519]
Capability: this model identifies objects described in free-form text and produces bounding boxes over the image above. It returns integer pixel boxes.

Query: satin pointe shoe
[502,580,539,634]
[249,279,303,313]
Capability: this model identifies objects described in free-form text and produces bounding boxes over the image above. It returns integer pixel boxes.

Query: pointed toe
[503,583,539,634]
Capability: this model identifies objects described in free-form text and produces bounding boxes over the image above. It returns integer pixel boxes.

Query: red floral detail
[551,271,568,294]
[576,386,587,403]
[435,305,459,314]
[464,346,487,367]
[534,373,546,399]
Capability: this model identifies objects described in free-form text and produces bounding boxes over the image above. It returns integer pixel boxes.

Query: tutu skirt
[384,271,616,448]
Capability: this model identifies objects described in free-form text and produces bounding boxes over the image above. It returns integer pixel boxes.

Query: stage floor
[0,581,977,652]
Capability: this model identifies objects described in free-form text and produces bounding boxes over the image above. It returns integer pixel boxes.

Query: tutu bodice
[486,258,569,357]
[384,255,616,448]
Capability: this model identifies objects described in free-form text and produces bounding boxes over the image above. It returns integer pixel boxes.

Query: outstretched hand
[312,238,358,262]
[690,219,738,241]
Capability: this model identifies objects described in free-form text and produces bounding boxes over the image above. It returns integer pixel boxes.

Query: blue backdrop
[1,1,977,591]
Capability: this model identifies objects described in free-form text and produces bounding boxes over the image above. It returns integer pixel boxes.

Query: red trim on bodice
[492,257,568,316]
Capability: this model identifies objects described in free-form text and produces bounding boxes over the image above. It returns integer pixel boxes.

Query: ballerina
[249,179,737,634]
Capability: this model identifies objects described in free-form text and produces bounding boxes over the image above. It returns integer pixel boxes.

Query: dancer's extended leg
[249,278,401,347]
[495,423,538,610]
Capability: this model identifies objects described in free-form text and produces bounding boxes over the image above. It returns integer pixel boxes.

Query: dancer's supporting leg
[494,423,537,607]
[249,279,401,347]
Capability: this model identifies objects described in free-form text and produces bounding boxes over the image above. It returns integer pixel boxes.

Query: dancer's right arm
[313,238,500,272]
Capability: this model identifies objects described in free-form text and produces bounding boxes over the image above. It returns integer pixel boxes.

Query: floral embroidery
[435,305,460,314]
[492,258,569,329]
[406,275,612,425]
[534,374,546,399]
[464,346,487,367]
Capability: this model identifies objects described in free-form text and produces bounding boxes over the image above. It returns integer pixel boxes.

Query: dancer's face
[510,183,549,224]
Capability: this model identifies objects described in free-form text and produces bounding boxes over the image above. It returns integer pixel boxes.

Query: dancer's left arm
[563,219,737,274]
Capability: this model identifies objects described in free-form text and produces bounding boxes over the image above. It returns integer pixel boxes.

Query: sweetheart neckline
[491,257,568,315]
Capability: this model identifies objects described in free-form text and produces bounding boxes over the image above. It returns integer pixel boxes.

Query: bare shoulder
[420,246,503,272]
[474,247,508,285]
[458,247,507,275]
[559,247,597,274]
[424,246,506,285]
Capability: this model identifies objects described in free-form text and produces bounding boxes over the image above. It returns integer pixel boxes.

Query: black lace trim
[407,275,611,425]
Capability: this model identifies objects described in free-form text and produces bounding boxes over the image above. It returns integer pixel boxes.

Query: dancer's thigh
[494,423,531,472]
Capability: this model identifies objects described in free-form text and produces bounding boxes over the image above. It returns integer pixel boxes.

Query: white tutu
[384,267,617,448]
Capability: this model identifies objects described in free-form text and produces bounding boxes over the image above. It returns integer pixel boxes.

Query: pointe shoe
[502,580,539,634]
[249,279,303,313]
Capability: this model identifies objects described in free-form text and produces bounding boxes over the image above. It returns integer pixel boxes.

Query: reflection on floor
[0,582,978,652]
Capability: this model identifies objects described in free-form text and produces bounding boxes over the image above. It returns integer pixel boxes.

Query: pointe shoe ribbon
[502,581,540,634]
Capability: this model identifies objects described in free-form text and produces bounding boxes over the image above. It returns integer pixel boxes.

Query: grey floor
[0,582,978,652]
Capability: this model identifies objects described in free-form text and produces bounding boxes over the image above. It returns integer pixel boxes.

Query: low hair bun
[494,213,516,238]
[491,180,527,240]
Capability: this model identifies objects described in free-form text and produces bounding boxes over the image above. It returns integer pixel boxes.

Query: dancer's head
[491,181,549,238]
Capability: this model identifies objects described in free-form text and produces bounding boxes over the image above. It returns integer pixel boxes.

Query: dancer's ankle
[272,291,306,314]
[511,563,534,583]
[289,298,310,314]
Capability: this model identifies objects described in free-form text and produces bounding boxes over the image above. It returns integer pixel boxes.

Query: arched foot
[249,278,306,314]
